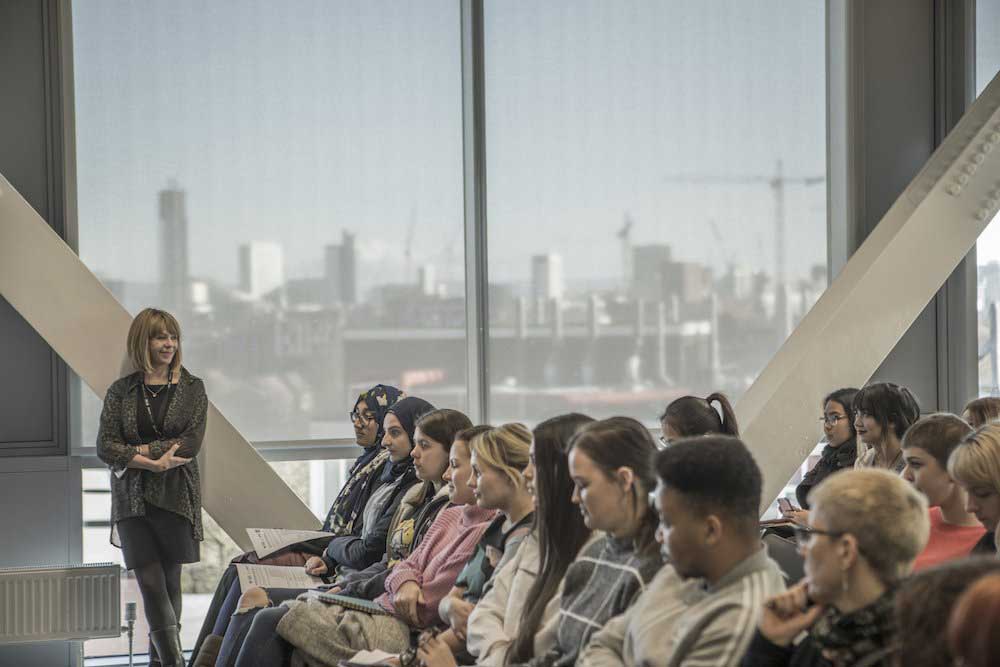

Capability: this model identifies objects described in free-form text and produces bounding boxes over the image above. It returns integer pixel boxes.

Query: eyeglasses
[349,411,377,424]
[791,525,846,548]
[818,414,849,425]
[658,435,670,447]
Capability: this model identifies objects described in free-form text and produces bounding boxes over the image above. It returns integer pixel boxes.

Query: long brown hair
[568,416,660,556]
[506,414,593,664]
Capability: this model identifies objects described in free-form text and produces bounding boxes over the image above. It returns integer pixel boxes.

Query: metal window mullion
[932,0,978,410]
[460,0,490,424]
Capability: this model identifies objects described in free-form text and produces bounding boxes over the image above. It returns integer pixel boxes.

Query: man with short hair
[580,436,785,667]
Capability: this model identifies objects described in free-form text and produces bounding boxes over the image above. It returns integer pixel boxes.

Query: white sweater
[466,532,561,666]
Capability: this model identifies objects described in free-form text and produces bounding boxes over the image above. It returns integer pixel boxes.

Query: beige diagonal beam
[0,175,319,549]
[740,69,1000,507]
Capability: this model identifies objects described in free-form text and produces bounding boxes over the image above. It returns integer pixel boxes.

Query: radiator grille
[0,563,121,644]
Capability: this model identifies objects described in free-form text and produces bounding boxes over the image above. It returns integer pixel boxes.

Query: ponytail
[660,392,739,438]
[705,392,739,437]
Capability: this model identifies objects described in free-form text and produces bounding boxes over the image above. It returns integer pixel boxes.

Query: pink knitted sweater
[377,503,497,628]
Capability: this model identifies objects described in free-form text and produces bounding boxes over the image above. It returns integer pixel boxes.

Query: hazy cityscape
[81,179,828,444]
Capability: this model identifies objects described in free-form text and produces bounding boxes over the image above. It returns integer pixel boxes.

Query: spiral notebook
[316,591,392,616]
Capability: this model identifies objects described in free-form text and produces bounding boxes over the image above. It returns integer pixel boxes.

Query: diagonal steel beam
[740,69,1000,507]
[0,173,319,549]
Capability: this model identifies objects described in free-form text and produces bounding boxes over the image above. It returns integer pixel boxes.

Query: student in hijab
[306,396,433,576]
[188,385,404,667]
[211,397,432,667]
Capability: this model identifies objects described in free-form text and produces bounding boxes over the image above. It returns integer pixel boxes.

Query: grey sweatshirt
[581,545,786,667]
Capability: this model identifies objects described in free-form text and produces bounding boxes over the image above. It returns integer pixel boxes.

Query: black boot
[149,626,184,667]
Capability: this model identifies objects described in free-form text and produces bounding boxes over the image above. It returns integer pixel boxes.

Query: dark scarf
[322,384,403,533]
[809,589,896,667]
[380,396,435,483]
[804,441,857,483]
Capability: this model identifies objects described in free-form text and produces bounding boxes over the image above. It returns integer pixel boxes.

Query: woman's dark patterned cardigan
[97,366,208,547]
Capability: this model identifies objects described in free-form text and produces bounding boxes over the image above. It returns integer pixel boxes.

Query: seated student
[893,557,1000,667]
[948,571,1000,667]
[962,396,1000,428]
[901,414,985,571]
[741,469,929,667]
[580,435,786,667]
[948,422,1000,556]
[210,396,430,666]
[795,388,859,510]
[852,382,920,473]
[420,414,594,667]
[434,424,535,659]
[331,410,473,601]
[226,427,499,666]
[491,417,664,667]
[659,392,739,443]
[307,396,431,576]
[188,383,403,666]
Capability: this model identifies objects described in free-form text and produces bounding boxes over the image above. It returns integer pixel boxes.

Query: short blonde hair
[810,468,929,584]
[948,423,1000,496]
[470,422,531,489]
[127,308,183,374]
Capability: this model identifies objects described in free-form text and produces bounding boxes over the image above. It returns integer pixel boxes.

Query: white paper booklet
[246,527,335,559]
[235,563,323,591]
[345,649,398,665]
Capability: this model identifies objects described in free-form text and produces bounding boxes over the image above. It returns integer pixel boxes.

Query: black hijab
[380,396,435,483]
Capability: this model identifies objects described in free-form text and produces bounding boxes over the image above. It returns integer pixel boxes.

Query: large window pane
[976,0,1000,396]
[484,1,828,424]
[72,1,464,656]
[73,0,467,448]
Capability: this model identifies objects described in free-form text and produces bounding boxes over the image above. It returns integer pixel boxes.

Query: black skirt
[117,504,200,569]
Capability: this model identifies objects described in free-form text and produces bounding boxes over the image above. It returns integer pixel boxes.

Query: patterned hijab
[322,384,404,534]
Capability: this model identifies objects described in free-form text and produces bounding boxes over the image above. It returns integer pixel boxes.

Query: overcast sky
[74,1,835,294]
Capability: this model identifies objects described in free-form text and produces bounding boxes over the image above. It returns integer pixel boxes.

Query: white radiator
[0,563,121,644]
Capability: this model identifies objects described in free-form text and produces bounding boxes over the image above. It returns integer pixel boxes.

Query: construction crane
[663,159,824,336]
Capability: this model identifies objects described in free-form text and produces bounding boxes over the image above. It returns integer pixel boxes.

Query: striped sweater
[515,534,663,667]
[582,545,785,667]
[377,503,497,628]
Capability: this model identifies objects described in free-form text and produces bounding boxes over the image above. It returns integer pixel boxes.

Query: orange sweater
[912,507,986,572]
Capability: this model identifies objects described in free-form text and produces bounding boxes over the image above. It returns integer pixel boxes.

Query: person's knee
[237,586,269,611]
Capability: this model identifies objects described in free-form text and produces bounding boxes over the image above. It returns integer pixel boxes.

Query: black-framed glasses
[791,525,846,548]
[349,411,377,424]
[818,414,849,425]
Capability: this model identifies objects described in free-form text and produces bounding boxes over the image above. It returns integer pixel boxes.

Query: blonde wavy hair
[469,422,531,489]
[126,308,183,374]
[948,423,1000,497]
[810,468,929,584]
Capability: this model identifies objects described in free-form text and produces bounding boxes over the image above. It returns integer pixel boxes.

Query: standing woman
[97,308,208,667]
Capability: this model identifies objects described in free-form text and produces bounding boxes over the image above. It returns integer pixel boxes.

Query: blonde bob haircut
[948,423,1000,497]
[809,468,929,584]
[127,308,183,374]
[469,422,531,489]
